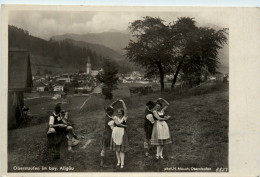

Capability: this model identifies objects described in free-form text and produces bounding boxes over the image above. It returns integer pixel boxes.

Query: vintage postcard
[1,5,260,177]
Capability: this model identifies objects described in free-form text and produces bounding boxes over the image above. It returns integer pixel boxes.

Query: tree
[96,59,119,100]
[169,17,228,89]
[125,16,172,91]
[64,84,70,93]
[72,75,80,88]
[125,16,228,91]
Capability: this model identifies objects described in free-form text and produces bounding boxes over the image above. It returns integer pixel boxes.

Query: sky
[8,10,229,40]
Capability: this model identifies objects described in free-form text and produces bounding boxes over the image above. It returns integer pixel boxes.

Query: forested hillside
[8,25,131,74]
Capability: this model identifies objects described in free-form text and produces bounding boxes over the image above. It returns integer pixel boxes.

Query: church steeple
[86,57,91,74]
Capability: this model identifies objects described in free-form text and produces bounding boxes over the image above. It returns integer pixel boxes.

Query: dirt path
[24,96,52,100]
[79,96,91,110]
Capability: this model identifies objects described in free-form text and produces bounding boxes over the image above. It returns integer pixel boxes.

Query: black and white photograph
[5,7,231,173]
[3,4,244,174]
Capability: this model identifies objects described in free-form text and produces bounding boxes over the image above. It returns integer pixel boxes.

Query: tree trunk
[204,73,208,82]
[189,77,192,88]
[171,60,183,90]
[156,61,164,91]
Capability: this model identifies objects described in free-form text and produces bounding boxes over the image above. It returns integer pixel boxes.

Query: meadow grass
[8,82,228,172]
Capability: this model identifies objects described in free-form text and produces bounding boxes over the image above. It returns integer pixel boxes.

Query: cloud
[8,10,229,40]
[84,12,140,33]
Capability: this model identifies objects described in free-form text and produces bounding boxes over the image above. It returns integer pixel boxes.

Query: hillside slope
[51,32,131,54]
[8,83,228,172]
[8,25,131,74]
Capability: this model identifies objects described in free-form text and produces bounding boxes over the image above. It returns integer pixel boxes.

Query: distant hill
[51,28,229,74]
[62,39,124,61]
[51,32,131,54]
[8,25,132,74]
[62,38,136,72]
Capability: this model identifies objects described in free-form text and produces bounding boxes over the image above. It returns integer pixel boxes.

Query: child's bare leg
[144,139,149,156]
[160,146,164,158]
[66,126,73,151]
[119,151,125,168]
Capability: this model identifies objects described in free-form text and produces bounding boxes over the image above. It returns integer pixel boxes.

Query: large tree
[125,16,172,91]
[125,16,228,91]
[169,17,228,89]
[96,59,119,100]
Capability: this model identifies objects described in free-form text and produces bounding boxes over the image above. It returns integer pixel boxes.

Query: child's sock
[160,147,164,156]
[156,146,160,157]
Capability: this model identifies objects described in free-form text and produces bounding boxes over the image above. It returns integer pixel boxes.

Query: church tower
[86,57,91,74]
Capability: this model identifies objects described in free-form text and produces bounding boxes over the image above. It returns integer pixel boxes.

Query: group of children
[47,97,172,167]
[101,99,128,169]
[144,98,172,159]
[100,97,172,168]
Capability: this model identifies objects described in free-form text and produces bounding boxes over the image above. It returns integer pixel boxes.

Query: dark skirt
[46,126,66,145]
[102,129,112,148]
[144,122,153,140]
[47,133,65,145]
[54,126,68,133]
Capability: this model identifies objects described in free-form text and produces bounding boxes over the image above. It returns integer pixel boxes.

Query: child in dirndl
[110,99,128,169]
[150,98,172,159]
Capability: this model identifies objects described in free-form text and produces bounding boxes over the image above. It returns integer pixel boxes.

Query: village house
[53,84,64,92]
[34,77,46,83]
[122,79,134,83]
[75,85,93,93]
[207,73,224,82]
[136,80,150,84]
[57,77,71,83]
[62,73,69,77]
[91,70,100,77]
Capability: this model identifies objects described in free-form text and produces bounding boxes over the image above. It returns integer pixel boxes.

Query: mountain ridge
[51,31,131,54]
[50,28,229,73]
[8,25,132,74]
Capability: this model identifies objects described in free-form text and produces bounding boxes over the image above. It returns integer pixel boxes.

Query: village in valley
[32,58,102,99]
[32,57,229,100]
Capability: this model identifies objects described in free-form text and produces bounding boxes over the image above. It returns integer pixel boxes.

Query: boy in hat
[144,101,156,157]
[100,100,119,167]
[47,104,65,160]
[47,104,74,159]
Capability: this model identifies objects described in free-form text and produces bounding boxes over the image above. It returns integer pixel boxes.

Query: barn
[8,51,33,129]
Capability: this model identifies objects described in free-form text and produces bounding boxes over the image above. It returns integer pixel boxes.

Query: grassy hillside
[8,83,228,172]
